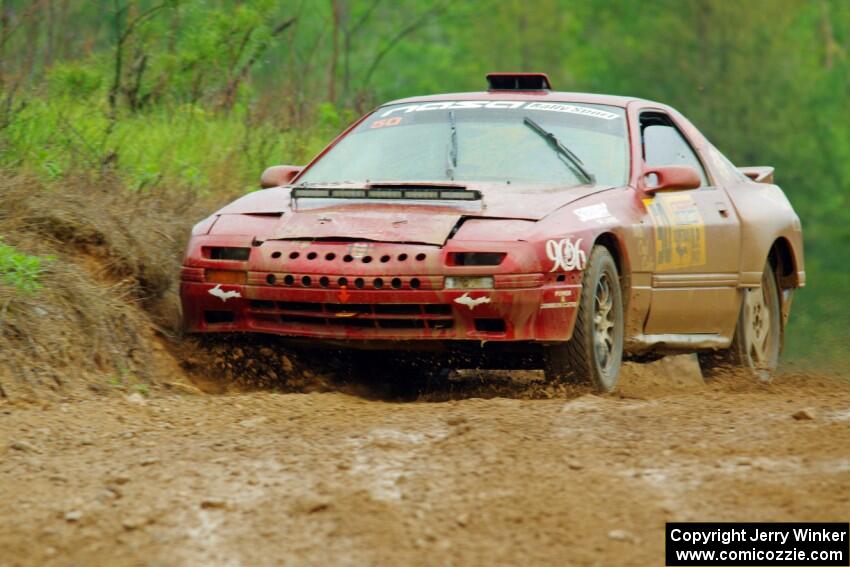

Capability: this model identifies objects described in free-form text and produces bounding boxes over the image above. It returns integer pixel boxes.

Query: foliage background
[0,0,847,368]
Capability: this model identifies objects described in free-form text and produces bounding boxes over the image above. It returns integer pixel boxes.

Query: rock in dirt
[608,529,637,542]
[126,393,147,405]
[64,510,83,522]
[292,496,332,515]
[200,498,228,510]
[164,381,202,395]
[446,415,468,426]
[9,440,39,453]
[792,408,816,421]
[122,517,146,530]
[239,416,269,428]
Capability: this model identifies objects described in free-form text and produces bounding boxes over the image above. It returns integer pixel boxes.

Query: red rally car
[180,73,805,391]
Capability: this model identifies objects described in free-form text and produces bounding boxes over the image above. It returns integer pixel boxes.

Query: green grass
[0,95,343,194]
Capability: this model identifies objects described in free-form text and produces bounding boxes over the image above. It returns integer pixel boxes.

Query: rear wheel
[544,246,624,392]
[698,262,781,381]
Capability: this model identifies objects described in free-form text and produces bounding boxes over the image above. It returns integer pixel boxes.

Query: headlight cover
[445,276,495,290]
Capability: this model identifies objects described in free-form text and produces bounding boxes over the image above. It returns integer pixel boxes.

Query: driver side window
[641,114,709,187]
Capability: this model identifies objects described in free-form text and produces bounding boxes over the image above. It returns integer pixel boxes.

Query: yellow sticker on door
[643,194,706,270]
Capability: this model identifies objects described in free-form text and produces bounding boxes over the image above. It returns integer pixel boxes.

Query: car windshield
[297,101,629,187]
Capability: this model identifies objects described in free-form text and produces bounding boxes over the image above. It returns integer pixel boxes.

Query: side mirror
[260,165,303,188]
[642,165,701,194]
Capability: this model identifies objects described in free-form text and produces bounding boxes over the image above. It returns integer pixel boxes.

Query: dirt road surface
[2,357,849,566]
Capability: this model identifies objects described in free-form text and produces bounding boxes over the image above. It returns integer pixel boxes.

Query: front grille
[247,272,441,290]
[247,300,454,332]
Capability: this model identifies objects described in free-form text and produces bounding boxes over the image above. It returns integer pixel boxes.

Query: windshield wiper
[446,110,458,180]
[523,117,595,184]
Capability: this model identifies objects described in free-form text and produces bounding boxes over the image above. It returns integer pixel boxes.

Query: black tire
[698,261,782,381]
[544,245,624,392]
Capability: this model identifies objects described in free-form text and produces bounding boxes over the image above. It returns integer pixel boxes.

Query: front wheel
[698,262,782,381]
[544,245,624,392]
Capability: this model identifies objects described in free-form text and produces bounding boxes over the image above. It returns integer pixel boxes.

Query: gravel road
[1,359,849,566]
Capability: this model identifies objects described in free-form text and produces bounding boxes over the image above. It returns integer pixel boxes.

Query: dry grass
[0,172,218,400]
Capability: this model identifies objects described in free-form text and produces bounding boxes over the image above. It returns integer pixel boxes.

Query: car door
[639,111,742,336]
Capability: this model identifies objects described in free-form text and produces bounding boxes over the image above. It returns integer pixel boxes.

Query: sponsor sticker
[337,286,350,303]
[644,194,706,270]
[347,242,371,259]
[574,203,617,224]
[454,292,491,310]
[524,102,619,120]
[546,238,587,272]
[208,284,241,303]
[541,289,577,309]
[540,302,578,310]
[379,101,620,120]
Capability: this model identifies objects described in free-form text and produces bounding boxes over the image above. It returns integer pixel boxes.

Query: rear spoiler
[738,166,774,184]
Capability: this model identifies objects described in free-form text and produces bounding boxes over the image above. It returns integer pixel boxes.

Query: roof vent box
[486,72,552,91]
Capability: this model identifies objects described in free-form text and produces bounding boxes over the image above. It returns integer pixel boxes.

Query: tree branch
[119,1,170,46]
[350,0,381,36]
[218,17,297,109]
[362,2,448,87]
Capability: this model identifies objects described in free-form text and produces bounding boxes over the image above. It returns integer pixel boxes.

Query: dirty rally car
[180,73,805,391]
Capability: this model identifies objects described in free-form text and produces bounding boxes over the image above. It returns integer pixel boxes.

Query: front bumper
[180,236,583,344]
[181,278,580,342]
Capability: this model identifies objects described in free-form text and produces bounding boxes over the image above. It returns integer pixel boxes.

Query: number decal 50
[370,117,402,129]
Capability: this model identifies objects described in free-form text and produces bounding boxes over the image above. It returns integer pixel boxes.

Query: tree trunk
[328,0,341,103]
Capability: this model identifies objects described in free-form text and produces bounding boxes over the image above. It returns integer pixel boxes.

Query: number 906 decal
[546,238,587,272]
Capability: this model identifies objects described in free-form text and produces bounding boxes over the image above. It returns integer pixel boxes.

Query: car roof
[383,90,659,109]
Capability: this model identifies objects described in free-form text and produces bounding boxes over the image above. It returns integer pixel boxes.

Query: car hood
[215,182,614,245]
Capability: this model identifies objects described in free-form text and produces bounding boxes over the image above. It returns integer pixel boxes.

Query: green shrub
[47,61,104,99]
[0,239,53,294]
